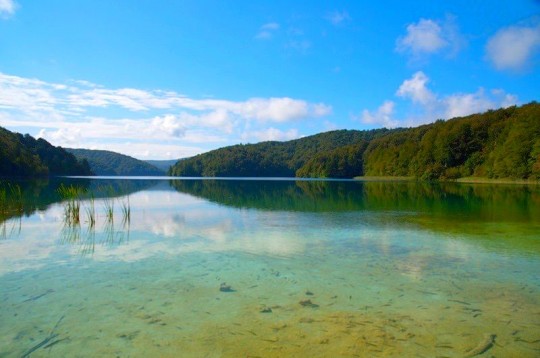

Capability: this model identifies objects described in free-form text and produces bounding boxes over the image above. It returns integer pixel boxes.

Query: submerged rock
[260,306,272,313]
[299,299,319,308]
[219,283,234,292]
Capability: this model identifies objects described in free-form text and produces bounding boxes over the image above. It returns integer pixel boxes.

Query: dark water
[0,178,539,357]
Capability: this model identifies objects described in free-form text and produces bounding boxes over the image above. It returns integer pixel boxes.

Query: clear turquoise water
[0,178,539,357]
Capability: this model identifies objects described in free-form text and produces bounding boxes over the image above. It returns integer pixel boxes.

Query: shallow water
[0,178,539,357]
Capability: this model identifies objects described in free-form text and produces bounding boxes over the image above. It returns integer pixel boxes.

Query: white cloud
[360,101,398,128]
[394,72,518,122]
[397,19,447,54]
[396,71,436,105]
[443,90,496,118]
[0,72,330,123]
[235,97,330,122]
[485,23,540,71]
[286,40,311,53]
[36,127,82,146]
[241,127,300,142]
[151,115,186,138]
[444,89,518,119]
[327,11,350,26]
[255,22,280,40]
[0,73,60,114]
[261,22,279,31]
[0,72,331,158]
[360,72,518,128]
[0,0,16,18]
[396,16,464,60]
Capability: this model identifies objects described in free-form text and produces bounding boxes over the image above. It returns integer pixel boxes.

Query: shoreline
[354,176,540,185]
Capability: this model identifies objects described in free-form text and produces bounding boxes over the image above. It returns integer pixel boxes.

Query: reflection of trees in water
[0,178,158,224]
[1,178,138,253]
[169,179,540,222]
[0,183,25,239]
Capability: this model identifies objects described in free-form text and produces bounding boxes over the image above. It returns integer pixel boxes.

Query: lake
[0,177,539,357]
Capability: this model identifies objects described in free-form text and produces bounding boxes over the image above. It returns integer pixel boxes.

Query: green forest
[168,128,393,177]
[66,148,164,176]
[169,103,540,180]
[0,127,93,177]
[363,103,540,180]
[3,103,539,180]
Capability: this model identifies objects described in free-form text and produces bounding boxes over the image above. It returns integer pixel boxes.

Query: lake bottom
[1,222,538,357]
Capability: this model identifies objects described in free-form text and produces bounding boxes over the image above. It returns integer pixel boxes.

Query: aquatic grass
[0,184,24,215]
[103,215,116,244]
[60,220,81,244]
[120,195,131,225]
[0,220,6,240]
[0,186,6,214]
[0,184,24,240]
[80,224,96,256]
[84,193,96,228]
[101,185,116,223]
[57,184,86,226]
[0,217,19,241]
[8,183,24,214]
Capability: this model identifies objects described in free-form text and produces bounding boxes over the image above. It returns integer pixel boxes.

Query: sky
[0,1,539,160]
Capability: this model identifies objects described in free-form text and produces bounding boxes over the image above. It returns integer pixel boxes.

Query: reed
[120,195,131,225]
[57,184,86,225]
[0,187,6,231]
[80,224,96,256]
[101,185,115,222]
[85,193,96,228]
[0,184,24,240]
[0,187,6,214]
[8,183,24,214]
[61,220,81,244]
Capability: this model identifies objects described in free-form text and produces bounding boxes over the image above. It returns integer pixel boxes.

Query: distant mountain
[145,159,180,173]
[66,149,164,176]
[169,103,540,180]
[0,126,93,177]
[169,129,393,177]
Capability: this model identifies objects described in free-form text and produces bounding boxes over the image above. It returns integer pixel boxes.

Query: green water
[0,178,539,357]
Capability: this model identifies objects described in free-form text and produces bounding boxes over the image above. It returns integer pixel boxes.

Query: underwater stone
[299,299,319,308]
[260,307,272,313]
[219,283,234,292]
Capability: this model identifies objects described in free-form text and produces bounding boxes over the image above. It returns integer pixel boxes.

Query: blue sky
[1,0,539,159]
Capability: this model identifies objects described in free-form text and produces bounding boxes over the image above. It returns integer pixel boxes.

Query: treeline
[66,148,164,176]
[296,142,369,178]
[169,103,540,180]
[363,103,540,180]
[169,128,393,177]
[0,127,93,177]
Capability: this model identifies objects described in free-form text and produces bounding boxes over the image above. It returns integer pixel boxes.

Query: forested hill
[169,103,540,180]
[362,103,540,180]
[0,127,93,177]
[66,149,164,176]
[168,128,394,177]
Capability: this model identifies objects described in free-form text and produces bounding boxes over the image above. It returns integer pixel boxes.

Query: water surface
[1,178,539,357]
